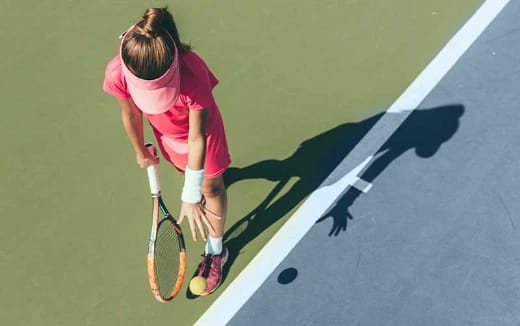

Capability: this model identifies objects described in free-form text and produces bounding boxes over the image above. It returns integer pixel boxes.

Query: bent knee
[202,177,226,198]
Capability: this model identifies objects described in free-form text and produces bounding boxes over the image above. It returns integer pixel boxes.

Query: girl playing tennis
[103,7,229,296]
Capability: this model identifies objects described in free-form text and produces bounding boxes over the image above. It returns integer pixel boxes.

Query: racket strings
[154,218,181,296]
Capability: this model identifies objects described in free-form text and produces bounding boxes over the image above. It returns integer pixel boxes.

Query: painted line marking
[195,1,511,325]
[352,177,373,194]
[344,155,375,193]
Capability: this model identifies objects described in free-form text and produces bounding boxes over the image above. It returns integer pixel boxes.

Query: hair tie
[145,28,159,38]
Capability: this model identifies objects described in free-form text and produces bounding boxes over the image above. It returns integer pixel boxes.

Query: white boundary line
[195,1,510,325]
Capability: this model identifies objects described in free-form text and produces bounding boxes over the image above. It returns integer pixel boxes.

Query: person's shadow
[220,104,464,285]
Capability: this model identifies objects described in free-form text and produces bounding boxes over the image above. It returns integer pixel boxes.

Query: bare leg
[202,175,227,237]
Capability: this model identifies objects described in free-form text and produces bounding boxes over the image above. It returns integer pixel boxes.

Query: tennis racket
[144,143,186,302]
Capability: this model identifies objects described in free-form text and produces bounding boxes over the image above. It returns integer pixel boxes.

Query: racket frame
[145,143,186,303]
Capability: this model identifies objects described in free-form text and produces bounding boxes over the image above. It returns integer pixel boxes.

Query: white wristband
[181,167,205,203]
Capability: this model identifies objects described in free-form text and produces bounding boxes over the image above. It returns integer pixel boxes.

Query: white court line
[195,1,510,325]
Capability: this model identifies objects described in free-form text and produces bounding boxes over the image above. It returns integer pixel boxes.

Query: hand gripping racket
[145,143,186,302]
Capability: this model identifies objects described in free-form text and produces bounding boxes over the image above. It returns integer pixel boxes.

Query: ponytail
[121,7,191,80]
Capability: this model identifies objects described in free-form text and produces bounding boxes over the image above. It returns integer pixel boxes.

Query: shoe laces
[199,253,221,278]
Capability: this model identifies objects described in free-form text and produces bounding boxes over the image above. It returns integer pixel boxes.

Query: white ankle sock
[205,236,223,255]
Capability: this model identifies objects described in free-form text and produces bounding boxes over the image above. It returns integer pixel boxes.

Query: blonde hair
[121,7,191,80]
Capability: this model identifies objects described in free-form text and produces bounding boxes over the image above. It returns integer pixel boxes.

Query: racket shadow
[219,104,465,290]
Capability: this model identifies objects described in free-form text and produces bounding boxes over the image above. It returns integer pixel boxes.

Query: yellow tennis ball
[189,276,208,295]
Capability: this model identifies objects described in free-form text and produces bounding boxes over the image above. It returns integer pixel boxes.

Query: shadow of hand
[317,203,354,237]
[316,187,360,236]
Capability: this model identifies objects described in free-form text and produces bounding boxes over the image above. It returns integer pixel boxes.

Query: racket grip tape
[144,143,161,195]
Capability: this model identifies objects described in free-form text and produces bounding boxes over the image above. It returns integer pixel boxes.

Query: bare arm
[179,108,212,241]
[187,108,208,170]
[116,97,158,167]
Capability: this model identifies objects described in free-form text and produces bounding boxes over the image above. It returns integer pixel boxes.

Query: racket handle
[144,143,161,195]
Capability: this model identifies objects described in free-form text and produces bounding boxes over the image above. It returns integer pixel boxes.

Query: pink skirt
[153,124,231,178]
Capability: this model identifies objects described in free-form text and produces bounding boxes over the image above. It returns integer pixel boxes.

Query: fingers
[147,157,159,167]
[178,206,185,225]
[137,158,147,169]
[180,199,225,242]
[145,149,160,167]
[188,203,204,241]
[194,217,206,242]
[180,203,212,242]
[197,204,216,234]
[137,159,159,169]
[187,214,197,242]
[200,204,222,220]
[198,196,220,219]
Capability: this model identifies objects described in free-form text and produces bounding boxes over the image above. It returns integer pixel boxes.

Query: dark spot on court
[277,267,298,284]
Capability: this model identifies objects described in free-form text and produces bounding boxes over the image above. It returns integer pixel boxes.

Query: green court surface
[0,0,482,325]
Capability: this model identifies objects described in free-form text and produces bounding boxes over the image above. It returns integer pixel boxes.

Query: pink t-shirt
[103,50,231,177]
[103,50,221,137]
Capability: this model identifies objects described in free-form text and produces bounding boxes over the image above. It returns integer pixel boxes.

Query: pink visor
[120,26,180,115]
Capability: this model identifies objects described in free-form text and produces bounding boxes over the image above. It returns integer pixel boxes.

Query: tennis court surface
[3,0,520,325]
[209,1,520,325]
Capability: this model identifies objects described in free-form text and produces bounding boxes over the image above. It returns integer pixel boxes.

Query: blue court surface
[198,1,520,325]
